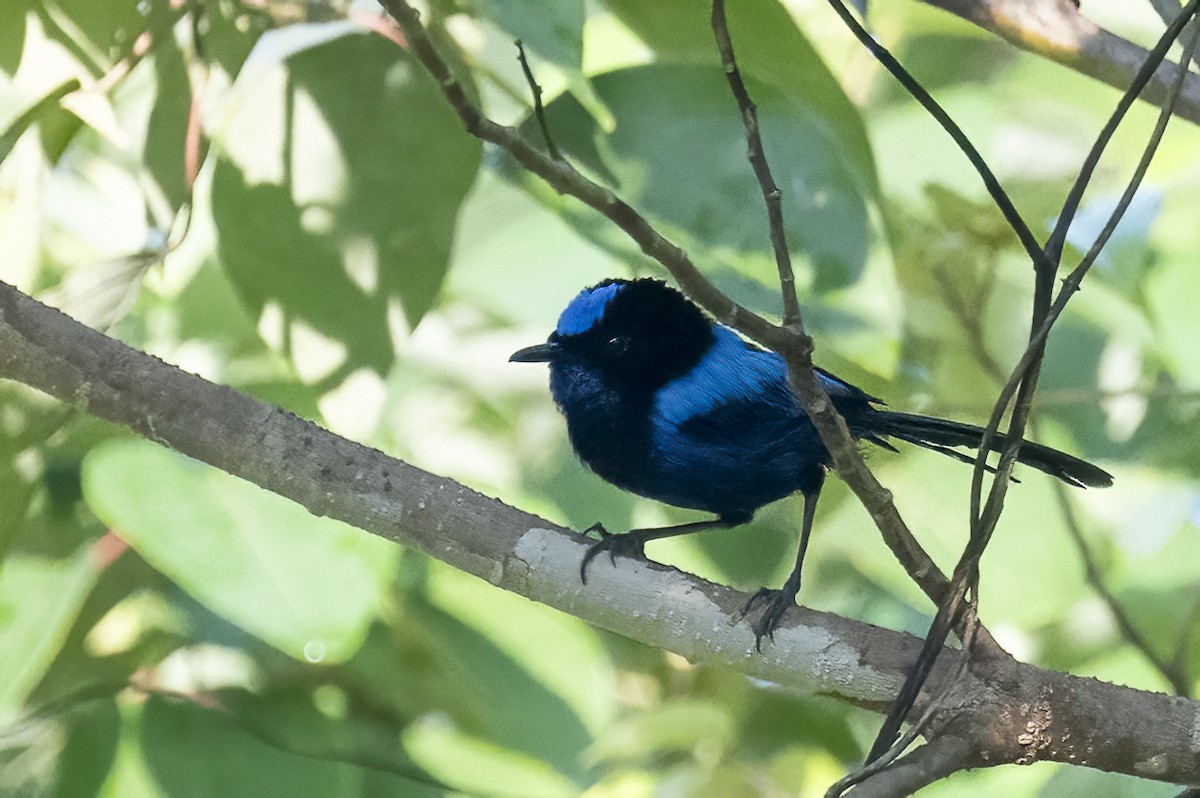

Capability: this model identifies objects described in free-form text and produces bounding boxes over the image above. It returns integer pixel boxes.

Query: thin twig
[830,611,980,796]
[968,0,1200,675]
[711,0,802,328]
[866,558,974,761]
[7,273,1200,784]
[1043,0,1200,266]
[1049,471,1191,696]
[866,0,1200,764]
[836,731,977,798]
[923,0,1200,125]
[376,0,986,639]
[377,0,777,345]
[821,0,1055,277]
[514,40,560,160]
[970,0,1200,532]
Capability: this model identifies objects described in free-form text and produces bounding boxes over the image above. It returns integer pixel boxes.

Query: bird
[510,278,1113,648]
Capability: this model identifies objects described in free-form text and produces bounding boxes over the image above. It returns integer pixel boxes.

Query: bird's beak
[510,341,560,363]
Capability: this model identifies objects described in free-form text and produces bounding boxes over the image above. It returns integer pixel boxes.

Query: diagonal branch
[1,273,1199,785]
[376,0,984,646]
[833,731,978,798]
[823,0,1054,276]
[375,1,779,350]
[859,0,1200,766]
[711,0,802,329]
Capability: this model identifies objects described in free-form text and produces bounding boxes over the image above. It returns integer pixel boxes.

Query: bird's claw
[739,587,796,652]
[580,526,647,583]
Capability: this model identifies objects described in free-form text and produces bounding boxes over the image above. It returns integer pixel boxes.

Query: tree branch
[711,0,802,329]
[844,732,978,797]
[867,0,1199,759]
[1,279,1199,785]
[924,0,1200,125]
[375,0,996,653]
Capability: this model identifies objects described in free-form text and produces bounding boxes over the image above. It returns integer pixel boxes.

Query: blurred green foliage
[0,0,1198,796]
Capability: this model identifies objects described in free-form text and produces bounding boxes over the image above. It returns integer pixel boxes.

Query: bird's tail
[867,410,1113,488]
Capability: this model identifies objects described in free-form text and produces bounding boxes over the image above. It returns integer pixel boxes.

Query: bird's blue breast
[549,359,656,495]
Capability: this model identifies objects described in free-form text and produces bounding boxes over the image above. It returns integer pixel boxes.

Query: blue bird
[511,278,1112,647]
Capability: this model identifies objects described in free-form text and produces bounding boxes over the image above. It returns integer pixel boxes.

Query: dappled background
[1,0,1198,795]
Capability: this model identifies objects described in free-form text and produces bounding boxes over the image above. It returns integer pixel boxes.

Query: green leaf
[57,697,122,797]
[424,563,613,750]
[602,0,876,190]
[0,79,81,166]
[81,440,396,663]
[587,699,733,763]
[44,0,143,70]
[0,548,98,718]
[202,0,272,80]
[213,686,449,792]
[475,0,584,73]
[139,697,440,798]
[213,30,481,376]
[0,1,28,75]
[401,712,578,798]
[513,64,872,296]
[472,0,614,132]
[28,552,186,712]
[145,37,192,211]
[342,596,593,789]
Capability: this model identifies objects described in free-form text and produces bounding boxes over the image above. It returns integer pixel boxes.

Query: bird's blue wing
[652,329,795,429]
[651,328,878,431]
[645,329,828,516]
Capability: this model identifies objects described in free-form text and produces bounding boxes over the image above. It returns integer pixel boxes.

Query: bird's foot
[580,524,647,583]
[739,587,798,652]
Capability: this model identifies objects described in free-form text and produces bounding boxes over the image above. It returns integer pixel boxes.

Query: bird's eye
[606,336,630,356]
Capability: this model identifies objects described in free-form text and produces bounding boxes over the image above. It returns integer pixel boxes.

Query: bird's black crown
[554,279,716,391]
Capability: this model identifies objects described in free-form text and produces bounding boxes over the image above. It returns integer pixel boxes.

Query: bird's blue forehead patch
[556,282,623,336]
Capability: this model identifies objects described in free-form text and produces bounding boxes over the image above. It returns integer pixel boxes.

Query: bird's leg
[580,518,733,583]
[741,484,822,651]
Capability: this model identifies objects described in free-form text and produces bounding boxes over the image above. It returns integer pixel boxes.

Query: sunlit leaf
[47,0,143,69]
[342,596,593,788]
[0,549,99,718]
[145,38,193,211]
[476,0,584,73]
[0,0,28,75]
[82,440,396,663]
[507,64,872,297]
[213,30,481,376]
[603,0,876,191]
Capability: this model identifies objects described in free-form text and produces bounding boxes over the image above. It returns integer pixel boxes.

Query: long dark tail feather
[866,410,1113,489]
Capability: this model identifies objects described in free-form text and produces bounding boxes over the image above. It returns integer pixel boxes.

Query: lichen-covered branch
[1,278,1199,786]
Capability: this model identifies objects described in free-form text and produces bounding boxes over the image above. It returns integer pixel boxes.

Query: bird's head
[510,279,715,390]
